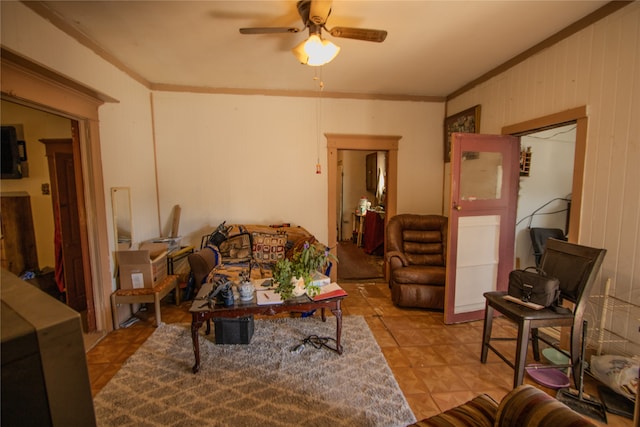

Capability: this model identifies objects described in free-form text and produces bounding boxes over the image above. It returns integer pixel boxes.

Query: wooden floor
[336,240,384,280]
[87,283,633,426]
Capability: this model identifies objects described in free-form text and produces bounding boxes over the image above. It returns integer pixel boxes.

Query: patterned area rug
[93,316,416,427]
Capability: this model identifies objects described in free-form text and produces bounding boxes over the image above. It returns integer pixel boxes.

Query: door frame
[326,133,400,282]
[40,135,95,329]
[502,106,587,242]
[1,51,114,331]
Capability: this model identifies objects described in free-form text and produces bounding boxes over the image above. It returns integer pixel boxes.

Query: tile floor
[87,281,633,426]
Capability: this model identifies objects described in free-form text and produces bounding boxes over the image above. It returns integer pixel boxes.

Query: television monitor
[1,126,22,179]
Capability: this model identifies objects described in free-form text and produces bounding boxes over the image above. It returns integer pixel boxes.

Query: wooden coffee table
[189,282,345,373]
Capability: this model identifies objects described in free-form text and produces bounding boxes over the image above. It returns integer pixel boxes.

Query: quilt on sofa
[201,223,321,285]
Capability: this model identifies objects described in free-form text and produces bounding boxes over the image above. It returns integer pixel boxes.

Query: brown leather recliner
[386,214,448,310]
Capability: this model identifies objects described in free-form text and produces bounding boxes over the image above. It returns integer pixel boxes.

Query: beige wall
[150,91,444,246]
[447,2,639,355]
[1,2,444,322]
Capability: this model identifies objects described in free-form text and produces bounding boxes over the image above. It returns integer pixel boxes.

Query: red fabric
[363,211,385,255]
[54,207,65,293]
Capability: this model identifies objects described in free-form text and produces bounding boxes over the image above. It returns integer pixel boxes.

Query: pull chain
[314,68,324,174]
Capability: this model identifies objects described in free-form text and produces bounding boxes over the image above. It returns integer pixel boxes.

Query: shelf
[520,148,532,177]
[590,283,640,357]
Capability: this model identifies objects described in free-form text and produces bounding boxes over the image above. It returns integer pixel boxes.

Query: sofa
[410,384,595,426]
[386,214,448,310]
[188,223,322,292]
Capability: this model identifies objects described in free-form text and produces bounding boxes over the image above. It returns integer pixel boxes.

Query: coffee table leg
[191,316,204,373]
[331,303,343,355]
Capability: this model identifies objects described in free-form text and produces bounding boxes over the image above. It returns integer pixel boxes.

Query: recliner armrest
[386,250,409,266]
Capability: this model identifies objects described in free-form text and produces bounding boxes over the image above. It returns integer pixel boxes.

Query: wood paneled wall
[447,2,639,355]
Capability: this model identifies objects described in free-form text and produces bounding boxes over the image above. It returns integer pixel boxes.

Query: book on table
[256,283,347,304]
[311,282,347,301]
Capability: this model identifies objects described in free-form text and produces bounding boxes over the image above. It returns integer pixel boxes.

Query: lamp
[292,33,340,66]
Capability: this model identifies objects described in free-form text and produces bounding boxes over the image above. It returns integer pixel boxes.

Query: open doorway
[326,133,400,283]
[1,53,112,335]
[515,123,576,269]
[336,150,386,281]
[1,99,97,333]
[503,106,587,246]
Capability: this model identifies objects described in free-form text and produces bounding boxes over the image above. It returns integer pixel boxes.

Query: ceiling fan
[239,0,387,66]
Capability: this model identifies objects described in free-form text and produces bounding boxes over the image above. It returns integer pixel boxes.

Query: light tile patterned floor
[87,281,633,426]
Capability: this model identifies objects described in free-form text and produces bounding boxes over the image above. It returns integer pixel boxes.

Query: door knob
[454,204,462,211]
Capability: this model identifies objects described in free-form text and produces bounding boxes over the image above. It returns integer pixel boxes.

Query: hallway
[336,239,384,281]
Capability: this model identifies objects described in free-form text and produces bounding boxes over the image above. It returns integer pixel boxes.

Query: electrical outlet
[41,183,50,195]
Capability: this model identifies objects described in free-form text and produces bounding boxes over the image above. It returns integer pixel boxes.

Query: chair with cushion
[187,245,222,293]
[386,214,448,310]
[481,239,606,388]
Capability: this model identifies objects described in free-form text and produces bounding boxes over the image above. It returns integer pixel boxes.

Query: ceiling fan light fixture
[292,33,340,66]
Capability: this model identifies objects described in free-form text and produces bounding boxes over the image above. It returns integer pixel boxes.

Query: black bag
[208,221,232,247]
[508,267,560,307]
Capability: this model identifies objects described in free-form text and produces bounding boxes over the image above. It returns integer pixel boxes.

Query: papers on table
[256,290,283,305]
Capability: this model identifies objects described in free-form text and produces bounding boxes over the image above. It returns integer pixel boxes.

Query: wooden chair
[111,274,179,329]
[480,239,606,388]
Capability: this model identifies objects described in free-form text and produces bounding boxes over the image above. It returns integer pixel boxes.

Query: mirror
[111,187,132,250]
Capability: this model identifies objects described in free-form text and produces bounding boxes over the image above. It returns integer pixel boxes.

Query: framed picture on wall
[444,104,481,162]
[366,153,377,192]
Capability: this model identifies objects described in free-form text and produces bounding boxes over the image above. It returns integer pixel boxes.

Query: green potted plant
[272,242,336,300]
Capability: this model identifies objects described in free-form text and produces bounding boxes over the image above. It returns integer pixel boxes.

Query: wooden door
[445,133,520,324]
[0,193,38,275]
[41,135,95,330]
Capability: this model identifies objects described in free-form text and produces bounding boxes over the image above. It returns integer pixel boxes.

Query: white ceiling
[31,0,612,99]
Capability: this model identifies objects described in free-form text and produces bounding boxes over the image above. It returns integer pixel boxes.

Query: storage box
[213,316,254,344]
[116,242,168,289]
[150,236,183,253]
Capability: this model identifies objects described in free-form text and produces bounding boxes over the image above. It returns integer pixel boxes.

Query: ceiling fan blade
[309,0,332,25]
[328,27,387,43]
[239,27,300,35]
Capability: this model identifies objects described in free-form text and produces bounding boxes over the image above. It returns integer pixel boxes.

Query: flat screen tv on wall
[1,126,22,179]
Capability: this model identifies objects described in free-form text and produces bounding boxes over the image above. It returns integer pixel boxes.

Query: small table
[189,282,345,373]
